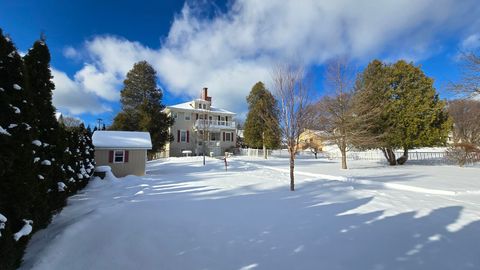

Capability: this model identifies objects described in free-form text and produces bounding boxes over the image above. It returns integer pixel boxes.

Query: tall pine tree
[244,82,281,158]
[111,61,173,153]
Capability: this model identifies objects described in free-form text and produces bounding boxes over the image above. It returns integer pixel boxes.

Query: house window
[225,132,231,141]
[185,114,191,121]
[114,150,125,163]
[210,132,220,141]
[202,104,207,109]
[180,130,187,142]
[172,112,178,119]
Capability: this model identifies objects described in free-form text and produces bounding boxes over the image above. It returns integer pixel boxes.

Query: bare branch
[271,64,313,190]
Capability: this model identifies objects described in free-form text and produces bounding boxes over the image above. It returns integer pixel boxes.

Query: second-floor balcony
[194,119,236,130]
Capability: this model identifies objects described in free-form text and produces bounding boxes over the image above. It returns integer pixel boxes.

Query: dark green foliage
[24,37,63,225]
[111,61,173,152]
[243,82,281,149]
[353,60,452,165]
[0,30,95,270]
[0,29,38,269]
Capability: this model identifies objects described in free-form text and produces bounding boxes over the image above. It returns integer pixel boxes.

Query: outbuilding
[92,131,152,177]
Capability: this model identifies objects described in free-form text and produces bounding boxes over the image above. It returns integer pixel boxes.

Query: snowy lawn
[21,156,480,270]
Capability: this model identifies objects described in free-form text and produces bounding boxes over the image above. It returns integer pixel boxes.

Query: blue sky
[1,0,480,128]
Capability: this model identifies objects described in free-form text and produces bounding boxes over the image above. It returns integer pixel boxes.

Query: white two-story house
[162,88,236,157]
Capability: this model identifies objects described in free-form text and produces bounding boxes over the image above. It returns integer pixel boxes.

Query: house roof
[167,101,236,115]
[92,131,152,149]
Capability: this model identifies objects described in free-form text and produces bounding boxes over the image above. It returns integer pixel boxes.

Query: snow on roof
[92,131,152,149]
[168,101,236,115]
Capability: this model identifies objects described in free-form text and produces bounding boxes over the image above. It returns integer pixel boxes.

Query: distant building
[92,131,152,177]
[298,129,325,151]
[162,88,237,157]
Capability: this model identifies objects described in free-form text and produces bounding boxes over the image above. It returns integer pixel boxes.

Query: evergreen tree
[0,29,37,269]
[111,61,173,153]
[243,82,281,158]
[353,60,451,165]
[23,37,64,224]
[0,30,95,269]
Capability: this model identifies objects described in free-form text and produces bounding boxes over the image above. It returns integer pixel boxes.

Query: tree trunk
[381,147,397,165]
[262,132,267,159]
[203,140,206,166]
[340,141,347,169]
[341,149,347,169]
[289,152,295,191]
[314,152,317,159]
[397,148,409,165]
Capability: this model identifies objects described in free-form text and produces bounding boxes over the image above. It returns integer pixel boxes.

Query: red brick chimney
[200,87,212,102]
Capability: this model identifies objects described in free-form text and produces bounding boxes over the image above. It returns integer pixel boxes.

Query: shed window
[114,150,125,163]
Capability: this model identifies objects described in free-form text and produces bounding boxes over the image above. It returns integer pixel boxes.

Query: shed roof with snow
[92,131,152,150]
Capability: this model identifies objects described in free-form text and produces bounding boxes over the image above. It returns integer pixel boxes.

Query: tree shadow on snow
[130,168,480,270]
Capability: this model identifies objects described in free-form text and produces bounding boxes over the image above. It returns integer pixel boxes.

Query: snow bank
[19,157,480,270]
[93,166,118,181]
[95,166,111,173]
[14,220,33,241]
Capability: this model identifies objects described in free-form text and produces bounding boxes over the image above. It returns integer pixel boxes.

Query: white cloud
[461,33,480,51]
[74,64,119,101]
[51,68,111,115]
[55,0,480,116]
[63,46,79,59]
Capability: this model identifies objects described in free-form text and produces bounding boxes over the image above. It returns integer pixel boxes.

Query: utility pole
[96,118,103,130]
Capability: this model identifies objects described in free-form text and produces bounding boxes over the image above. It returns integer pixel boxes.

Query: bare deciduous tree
[61,116,83,128]
[451,53,480,96]
[313,59,356,169]
[271,65,313,191]
[448,99,480,145]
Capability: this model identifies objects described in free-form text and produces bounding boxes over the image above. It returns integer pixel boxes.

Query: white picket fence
[238,148,326,159]
[238,148,448,162]
[325,151,447,161]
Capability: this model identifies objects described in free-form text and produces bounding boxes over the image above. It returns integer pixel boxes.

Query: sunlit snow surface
[21,156,480,270]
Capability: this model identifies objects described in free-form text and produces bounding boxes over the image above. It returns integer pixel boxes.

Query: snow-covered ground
[20,156,480,270]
